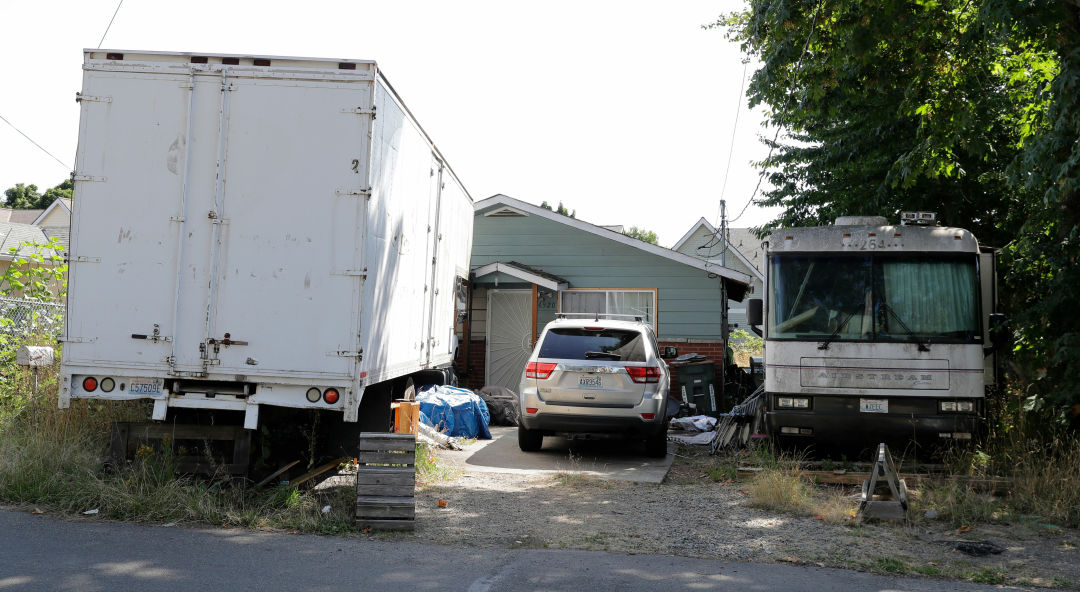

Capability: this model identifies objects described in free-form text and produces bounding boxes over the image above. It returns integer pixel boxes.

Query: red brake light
[584,327,604,331]
[641,413,655,420]
[526,362,557,379]
[525,407,538,414]
[627,366,661,384]
[82,377,98,392]
[323,388,340,404]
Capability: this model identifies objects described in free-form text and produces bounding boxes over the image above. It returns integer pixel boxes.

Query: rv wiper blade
[584,351,621,360]
[880,300,930,352]
[817,305,863,350]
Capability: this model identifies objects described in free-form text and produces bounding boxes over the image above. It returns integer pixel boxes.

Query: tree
[623,226,658,245]
[717,0,1080,422]
[539,201,575,218]
[3,180,72,209]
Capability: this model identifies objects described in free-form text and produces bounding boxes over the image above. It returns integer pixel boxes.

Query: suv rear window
[537,328,646,362]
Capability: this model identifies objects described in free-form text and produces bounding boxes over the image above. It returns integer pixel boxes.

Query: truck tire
[518,425,543,452]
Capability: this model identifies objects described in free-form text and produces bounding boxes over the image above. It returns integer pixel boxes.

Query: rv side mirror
[989,313,1008,352]
[747,298,763,327]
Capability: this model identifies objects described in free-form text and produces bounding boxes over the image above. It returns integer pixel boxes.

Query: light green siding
[472,213,728,339]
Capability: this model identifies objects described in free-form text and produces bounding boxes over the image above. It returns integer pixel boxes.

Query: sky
[0,0,779,247]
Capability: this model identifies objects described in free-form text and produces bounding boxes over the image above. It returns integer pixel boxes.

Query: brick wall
[454,340,487,391]
[658,340,729,405]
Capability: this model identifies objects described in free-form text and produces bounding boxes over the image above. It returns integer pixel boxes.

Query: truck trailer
[59,50,473,467]
[746,213,1005,457]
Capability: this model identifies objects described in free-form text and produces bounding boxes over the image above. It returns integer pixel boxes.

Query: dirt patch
[407,445,1080,589]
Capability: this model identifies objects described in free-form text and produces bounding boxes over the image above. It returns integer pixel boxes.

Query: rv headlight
[940,400,975,413]
[777,397,810,409]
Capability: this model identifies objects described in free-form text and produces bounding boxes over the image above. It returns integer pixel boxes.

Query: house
[458,194,751,398]
[672,218,765,330]
[32,197,72,251]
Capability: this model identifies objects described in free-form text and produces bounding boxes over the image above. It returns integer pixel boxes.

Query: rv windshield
[768,254,980,343]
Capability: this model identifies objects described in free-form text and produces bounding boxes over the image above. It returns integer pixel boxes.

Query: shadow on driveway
[439,426,673,484]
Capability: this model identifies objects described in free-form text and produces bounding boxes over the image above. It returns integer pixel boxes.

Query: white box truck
[59,50,473,467]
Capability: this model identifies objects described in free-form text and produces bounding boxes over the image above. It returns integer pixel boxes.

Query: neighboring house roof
[32,197,72,226]
[40,226,70,252]
[0,208,45,225]
[0,222,54,261]
[473,261,569,291]
[672,218,765,280]
[473,195,752,298]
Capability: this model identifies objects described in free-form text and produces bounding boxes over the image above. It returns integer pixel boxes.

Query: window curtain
[880,261,976,334]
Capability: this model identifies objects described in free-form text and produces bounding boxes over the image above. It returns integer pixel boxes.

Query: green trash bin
[674,360,719,416]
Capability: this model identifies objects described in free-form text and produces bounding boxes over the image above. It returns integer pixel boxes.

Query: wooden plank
[292,457,349,488]
[356,519,415,531]
[356,469,415,486]
[356,484,414,497]
[355,450,415,466]
[256,460,302,488]
[355,504,415,520]
[355,438,416,452]
[109,422,129,462]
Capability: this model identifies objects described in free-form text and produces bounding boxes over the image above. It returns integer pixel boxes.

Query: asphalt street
[0,509,1020,591]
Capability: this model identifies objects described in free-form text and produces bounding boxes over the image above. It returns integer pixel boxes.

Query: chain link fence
[0,297,64,338]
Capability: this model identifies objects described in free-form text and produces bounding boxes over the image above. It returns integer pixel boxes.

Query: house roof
[474,195,752,299]
[473,261,569,291]
[0,222,55,260]
[0,208,45,225]
[32,197,72,226]
[672,217,765,279]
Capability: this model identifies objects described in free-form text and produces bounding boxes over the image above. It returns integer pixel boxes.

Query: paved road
[0,509,1019,591]
[439,426,674,484]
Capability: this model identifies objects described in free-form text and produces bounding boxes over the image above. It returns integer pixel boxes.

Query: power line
[728,0,825,226]
[699,60,750,258]
[98,0,125,49]
[0,113,71,171]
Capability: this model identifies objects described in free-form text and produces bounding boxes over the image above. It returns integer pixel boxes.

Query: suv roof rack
[555,312,645,322]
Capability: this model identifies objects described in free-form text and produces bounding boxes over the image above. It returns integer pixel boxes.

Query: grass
[0,342,455,534]
[912,430,1080,528]
[742,447,855,525]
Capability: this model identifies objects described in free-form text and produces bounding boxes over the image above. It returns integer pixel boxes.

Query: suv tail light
[526,362,557,379]
[627,366,660,383]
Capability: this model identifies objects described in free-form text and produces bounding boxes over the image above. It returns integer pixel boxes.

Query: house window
[559,289,656,327]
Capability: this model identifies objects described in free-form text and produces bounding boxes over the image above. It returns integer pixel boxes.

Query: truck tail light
[306,387,321,403]
[100,377,116,393]
[323,388,340,404]
[82,377,98,392]
[627,366,660,383]
[526,362,556,379]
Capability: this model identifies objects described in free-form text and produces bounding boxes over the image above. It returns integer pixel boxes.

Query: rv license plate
[579,375,602,388]
[859,398,888,413]
[128,378,164,395]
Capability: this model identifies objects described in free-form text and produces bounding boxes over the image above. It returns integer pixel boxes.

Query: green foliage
[622,226,658,244]
[539,200,576,218]
[3,179,71,210]
[717,0,1080,423]
[0,238,67,347]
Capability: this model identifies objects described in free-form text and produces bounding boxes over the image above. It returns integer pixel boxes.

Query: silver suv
[517,315,670,457]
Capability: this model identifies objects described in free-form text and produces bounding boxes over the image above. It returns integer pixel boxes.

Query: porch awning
[471,261,569,292]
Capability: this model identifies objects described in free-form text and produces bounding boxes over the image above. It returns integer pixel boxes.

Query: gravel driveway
[404,440,1080,590]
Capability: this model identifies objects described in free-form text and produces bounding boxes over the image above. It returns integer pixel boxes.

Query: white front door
[485,290,533,393]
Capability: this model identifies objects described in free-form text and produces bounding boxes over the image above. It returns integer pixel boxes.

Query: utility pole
[719,199,728,268]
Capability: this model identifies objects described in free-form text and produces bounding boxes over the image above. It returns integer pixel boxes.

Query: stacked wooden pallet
[355,432,416,531]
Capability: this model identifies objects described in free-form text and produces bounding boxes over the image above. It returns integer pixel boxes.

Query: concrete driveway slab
[437,426,673,484]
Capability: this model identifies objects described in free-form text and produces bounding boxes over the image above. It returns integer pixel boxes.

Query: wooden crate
[355,432,416,531]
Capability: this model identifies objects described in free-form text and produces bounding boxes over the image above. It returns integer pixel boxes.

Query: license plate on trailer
[860,398,888,413]
[128,378,164,395]
[579,375,602,388]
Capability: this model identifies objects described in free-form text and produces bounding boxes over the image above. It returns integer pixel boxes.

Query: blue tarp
[416,385,492,439]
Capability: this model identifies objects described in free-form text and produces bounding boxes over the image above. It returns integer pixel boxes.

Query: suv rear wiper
[817,305,863,350]
[584,351,622,360]
[879,300,930,352]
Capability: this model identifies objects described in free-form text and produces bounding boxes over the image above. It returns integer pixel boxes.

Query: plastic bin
[674,360,721,415]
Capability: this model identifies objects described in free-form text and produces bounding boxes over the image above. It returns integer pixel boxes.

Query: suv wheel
[644,428,668,458]
[518,425,543,452]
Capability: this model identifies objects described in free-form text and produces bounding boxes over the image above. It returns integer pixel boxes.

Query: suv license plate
[128,378,164,395]
[579,375,602,388]
[860,398,888,413]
